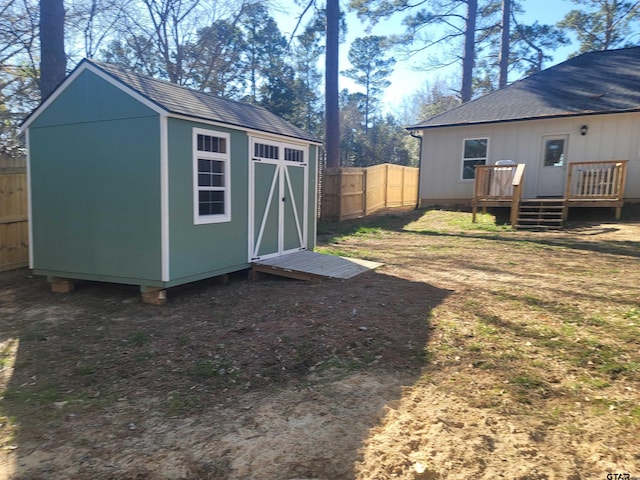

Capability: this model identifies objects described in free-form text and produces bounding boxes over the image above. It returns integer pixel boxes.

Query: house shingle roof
[408,47,640,130]
[87,59,321,143]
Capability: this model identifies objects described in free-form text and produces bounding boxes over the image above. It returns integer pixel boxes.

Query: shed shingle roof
[408,47,640,130]
[81,59,320,143]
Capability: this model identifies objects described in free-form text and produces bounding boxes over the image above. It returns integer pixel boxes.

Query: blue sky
[273,0,577,113]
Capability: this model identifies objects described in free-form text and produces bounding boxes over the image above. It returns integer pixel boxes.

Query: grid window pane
[198,173,211,187]
[197,134,226,154]
[199,190,225,215]
[463,159,486,180]
[197,159,225,188]
[255,143,279,159]
[198,158,210,172]
[285,148,304,162]
[464,139,488,159]
[212,160,224,174]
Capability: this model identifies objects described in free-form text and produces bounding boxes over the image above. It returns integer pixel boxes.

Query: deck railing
[472,163,525,226]
[565,160,628,200]
[563,160,628,220]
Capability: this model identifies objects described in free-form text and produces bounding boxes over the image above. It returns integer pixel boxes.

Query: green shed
[23,59,321,303]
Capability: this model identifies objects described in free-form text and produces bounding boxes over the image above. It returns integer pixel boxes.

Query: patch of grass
[0,339,18,369]
[351,226,383,236]
[314,246,358,257]
[315,245,377,260]
[166,391,200,416]
[128,331,149,346]
[622,307,640,321]
[20,331,47,342]
[404,209,512,234]
[3,384,63,407]
[629,405,640,422]
[509,374,552,402]
[189,357,239,382]
[190,359,219,378]
[585,378,611,390]
[74,365,97,375]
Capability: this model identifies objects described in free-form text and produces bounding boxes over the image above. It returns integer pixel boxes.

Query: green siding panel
[32,69,158,128]
[30,116,162,281]
[167,119,250,280]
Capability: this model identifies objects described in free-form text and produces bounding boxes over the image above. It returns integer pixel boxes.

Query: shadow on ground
[0,266,450,479]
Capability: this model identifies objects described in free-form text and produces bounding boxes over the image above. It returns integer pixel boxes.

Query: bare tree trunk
[460,0,477,103]
[499,0,511,88]
[325,0,340,168]
[39,0,66,99]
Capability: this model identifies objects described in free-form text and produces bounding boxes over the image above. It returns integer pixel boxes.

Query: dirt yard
[0,207,639,479]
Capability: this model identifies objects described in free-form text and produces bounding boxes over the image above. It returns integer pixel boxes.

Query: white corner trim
[26,129,34,268]
[160,115,170,282]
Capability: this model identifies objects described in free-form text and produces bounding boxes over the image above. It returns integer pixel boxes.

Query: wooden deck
[473,161,628,228]
[252,251,383,281]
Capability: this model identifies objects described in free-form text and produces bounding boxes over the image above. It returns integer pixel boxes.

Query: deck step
[516,200,565,230]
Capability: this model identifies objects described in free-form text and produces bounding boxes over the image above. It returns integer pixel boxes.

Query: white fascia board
[21,60,167,131]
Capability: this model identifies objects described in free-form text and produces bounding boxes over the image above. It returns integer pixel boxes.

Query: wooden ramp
[252,251,383,281]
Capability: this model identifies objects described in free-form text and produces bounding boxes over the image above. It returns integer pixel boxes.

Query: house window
[194,128,230,224]
[462,138,488,180]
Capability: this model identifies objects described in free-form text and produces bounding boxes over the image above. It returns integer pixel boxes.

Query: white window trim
[461,137,489,181]
[193,128,231,225]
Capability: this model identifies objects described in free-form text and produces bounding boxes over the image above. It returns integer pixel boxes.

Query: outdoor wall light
[580,125,588,135]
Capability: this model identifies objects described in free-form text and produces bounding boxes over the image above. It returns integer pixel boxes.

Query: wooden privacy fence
[0,171,29,271]
[321,163,419,221]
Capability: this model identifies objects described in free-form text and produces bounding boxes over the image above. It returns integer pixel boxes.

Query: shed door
[537,135,568,197]
[249,138,308,261]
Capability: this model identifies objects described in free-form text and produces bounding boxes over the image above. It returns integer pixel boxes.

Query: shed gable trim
[21,60,167,131]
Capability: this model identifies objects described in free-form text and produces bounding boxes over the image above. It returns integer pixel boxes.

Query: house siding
[29,70,162,282]
[419,112,640,204]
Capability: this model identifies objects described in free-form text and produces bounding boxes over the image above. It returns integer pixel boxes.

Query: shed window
[193,128,230,224]
[197,134,226,153]
[284,147,304,162]
[462,138,488,180]
[254,143,279,159]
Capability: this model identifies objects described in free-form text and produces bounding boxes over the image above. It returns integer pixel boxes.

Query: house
[407,47,640,219]
[22,59,321,303]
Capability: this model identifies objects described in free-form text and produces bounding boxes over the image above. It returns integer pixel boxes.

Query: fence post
[363,167,368,216]
[401,166,406,206]
[384,164,389,208]
[337,168,343,221]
